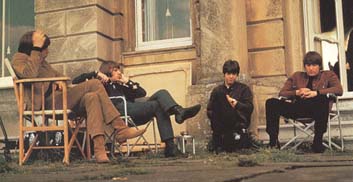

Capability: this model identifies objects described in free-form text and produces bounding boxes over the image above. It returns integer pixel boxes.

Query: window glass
[137,0,192,50]
[319,0,353,91]
[0,0,34,77]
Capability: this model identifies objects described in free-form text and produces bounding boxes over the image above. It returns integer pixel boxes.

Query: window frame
[303,0,352,96]
[135,0,192,51]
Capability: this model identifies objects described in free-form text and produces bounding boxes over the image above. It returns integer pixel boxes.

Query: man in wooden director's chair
[12,30,145,164]
[265,51,343,153]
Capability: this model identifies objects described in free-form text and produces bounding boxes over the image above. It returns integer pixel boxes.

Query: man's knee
[82,92,99,103]
[154,89,169,96]
[265,98,280,109]
[84,79,104,90]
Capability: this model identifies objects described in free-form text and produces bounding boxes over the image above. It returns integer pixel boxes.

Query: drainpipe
[1,0,6,77]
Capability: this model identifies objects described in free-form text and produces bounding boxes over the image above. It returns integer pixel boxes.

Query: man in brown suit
[12,30,145,163]
[265,51,343,153]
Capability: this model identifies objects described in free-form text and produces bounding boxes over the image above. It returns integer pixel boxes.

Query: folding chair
[280,94,344,151]
[106,96,158,157]
[5,58,89,165]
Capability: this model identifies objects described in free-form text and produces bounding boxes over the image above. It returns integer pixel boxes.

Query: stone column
[199,0,248,81]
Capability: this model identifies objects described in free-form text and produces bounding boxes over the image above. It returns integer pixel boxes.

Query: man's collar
[304,71,322,79]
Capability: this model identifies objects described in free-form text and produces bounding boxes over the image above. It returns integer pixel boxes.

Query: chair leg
[22,134,39,164]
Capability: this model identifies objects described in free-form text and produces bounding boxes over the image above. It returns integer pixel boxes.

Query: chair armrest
[15,77,71,83]
[278,96,290,101]
[326,93,337,100]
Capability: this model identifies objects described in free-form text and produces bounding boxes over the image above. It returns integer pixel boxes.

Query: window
[0,0,34,77]
[303,0,353,95]
[135,0,192,50]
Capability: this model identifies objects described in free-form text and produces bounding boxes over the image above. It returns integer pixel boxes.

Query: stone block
[247,20,284,49]
[246,0,282,22]
[97,8,115,38]
[50,64,64,75]
[97,0,119,13]
[97,35,114,61]
[66,7,97,34]
[113,40,123,62]
[122,48,196,66]
[35,0,96,13]
[249,49,286,77]
[0,88,19,138]
[47,34,97,63]
[35,11,65,37]
[114,15,123,39]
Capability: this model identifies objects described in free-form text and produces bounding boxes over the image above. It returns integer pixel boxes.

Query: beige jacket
[12,51,63,110]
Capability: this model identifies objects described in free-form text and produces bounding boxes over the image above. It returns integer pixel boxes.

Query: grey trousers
[115,89,177,141]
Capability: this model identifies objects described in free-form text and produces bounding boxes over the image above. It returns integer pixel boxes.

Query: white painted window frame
[303,0,352,97]
[135,0,192,51]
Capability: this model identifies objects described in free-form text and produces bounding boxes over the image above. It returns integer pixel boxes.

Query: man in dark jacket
[207,60,254,152]
[266,51,343,153]
[72,61,201,157]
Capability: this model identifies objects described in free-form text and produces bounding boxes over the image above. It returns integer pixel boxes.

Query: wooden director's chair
[5,58,89,165]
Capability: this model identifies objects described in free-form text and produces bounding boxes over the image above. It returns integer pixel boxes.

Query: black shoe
[164,139,176,158]
[173,104,201,124]
[312,142,325,153]
[269,137,280,149]
[312,133,325,153]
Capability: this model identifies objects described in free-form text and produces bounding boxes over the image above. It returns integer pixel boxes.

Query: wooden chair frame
[5,58,89,165]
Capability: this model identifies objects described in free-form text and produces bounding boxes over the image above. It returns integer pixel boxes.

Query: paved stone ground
[1,147,353,182]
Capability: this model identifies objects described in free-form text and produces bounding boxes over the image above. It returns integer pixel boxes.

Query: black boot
[269,135,280,149]
[171,104,201,124]
[164,138,176,157]
[312,133,325,153]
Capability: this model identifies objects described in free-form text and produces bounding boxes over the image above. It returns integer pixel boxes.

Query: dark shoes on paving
[312,133,325,153]
[172,104,201,124]
[164,138,177,157]
[312,142,325,153]
[269,136,281,149]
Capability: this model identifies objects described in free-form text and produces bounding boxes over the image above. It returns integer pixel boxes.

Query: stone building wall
[35,0,122,80]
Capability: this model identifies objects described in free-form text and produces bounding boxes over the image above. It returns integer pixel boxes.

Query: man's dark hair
[99,61,121,77]
[303,51,322,67]
[18,31,51,56]
[223,59,240,75]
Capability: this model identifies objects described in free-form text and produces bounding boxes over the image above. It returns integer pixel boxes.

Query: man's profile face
[304,64,320,76]
[110,67,122,81]
[224,72,237,86]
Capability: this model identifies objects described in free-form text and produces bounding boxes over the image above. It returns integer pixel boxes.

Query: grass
[0,156,14,173]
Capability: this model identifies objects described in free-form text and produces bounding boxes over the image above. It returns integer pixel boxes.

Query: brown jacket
[12,51,64,110]
[279,71,343,98]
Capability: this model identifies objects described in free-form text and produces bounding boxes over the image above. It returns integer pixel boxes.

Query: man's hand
[117,73,129,84]
[54,81,65,91]
[296,88,310,98]
[296,88,317,99]
[226,94,237,108]
[97,71,110,83]
[302,90,318,99]
[32,30,46,48]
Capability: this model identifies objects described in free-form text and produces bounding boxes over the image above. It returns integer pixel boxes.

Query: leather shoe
[93,135,110,163]
[269,137,281,149]
[164,138,176,157]
[116,127,146,143]
[173,104,201,124]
